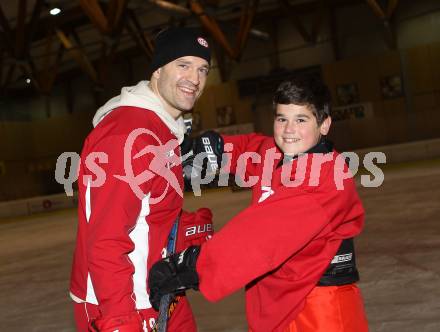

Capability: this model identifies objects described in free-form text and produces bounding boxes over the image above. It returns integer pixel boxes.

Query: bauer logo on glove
[180,131,224,183]
[185,223,213,237]
[176,208,214,252]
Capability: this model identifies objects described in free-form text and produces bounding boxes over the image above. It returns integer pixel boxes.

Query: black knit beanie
[149,27,211,73]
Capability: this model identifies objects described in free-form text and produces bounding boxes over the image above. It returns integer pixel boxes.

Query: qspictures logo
[55,129,387,204]
[55,128,183,205]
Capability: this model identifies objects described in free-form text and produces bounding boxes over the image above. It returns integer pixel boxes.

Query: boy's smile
[274,104,331,156]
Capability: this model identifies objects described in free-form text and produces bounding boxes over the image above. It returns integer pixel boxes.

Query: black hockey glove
[181,131,224,182]
[181,134,195,180]
[180,134,194,159]
[148,246,201,311]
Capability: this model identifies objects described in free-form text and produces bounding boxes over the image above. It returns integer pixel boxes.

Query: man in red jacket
[70,27,213,332]
[149,77,369,331]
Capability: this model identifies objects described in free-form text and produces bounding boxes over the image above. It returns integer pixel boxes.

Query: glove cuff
[182,245,201,268]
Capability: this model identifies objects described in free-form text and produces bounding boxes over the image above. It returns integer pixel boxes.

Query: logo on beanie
[197,37,209,48]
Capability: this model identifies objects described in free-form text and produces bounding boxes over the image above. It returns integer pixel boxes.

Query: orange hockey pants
[286,284,369,332]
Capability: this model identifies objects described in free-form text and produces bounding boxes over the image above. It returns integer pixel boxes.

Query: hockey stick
[154,215,180,332]
[154,118,192,332]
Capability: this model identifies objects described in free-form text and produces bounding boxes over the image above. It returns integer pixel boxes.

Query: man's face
[154,56,209,118]
[273,103,331,156]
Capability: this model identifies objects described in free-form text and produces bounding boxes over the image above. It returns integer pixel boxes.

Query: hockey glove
[180,134,194,162]
[89,312,143,332]
[148,246,201,311]
[176,208,213,252]
[181,131,224,182]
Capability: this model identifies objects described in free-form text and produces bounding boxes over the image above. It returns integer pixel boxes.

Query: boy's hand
[148,246,201,311]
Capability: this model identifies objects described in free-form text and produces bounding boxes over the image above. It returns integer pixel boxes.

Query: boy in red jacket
[149,77,369,332]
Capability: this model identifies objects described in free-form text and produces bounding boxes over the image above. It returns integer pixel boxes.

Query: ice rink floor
[1,159,440,332]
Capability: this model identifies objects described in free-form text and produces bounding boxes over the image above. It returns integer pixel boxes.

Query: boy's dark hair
[273,76,331,125]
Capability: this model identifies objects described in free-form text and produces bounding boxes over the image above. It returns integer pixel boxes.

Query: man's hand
[176,208,213,251]
[89,312,143,332]
[148,246,201,311]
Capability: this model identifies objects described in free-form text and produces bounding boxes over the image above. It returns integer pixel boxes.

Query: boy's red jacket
[196,134,365,332]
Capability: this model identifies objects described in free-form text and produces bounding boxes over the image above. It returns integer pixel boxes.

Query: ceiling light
[25,78,31,84]
[50,7,61,15]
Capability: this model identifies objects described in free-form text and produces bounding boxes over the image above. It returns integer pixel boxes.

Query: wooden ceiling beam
[108,34,123,59]
[365,0,398,50]
[0,31,12,57]
[4,0,372,95]
[42,34,54,76]
[2,0,44,92]
[126,10,153,59]
[20,6,88,44]
[15,0,28,58]
[2,63,16,88]
[55,28,99,83]
[0,50,3,83]
[235,0,259,59]
[383,23,396,49]
[0,5,14,55]
[386,0,399,19]
[365,0,386,20]
[279,0,313,43]
[267,20,280,70]
[70,28,83,49]
[43,45,65,93]
[189,0,236,59]
[26,0,44,54]
[311,0,327,44]
[107,0,128,33]
[4,0,364,55]
[78,0,110,34]
[213,40,231,82]
[124,21,149,58]
[26,56,38,76]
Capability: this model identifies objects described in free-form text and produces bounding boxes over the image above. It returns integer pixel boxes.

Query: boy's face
[273,103,331,156]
